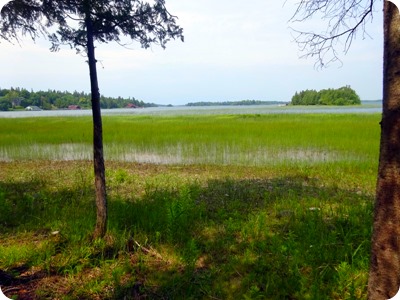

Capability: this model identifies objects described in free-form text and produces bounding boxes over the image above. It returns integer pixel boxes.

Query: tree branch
[290,0,375,68]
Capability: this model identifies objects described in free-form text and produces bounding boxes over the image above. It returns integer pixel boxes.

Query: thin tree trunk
[368,2,400,299]
[85,13,107,239]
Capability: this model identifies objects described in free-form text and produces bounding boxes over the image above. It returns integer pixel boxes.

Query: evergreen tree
[1,0,183,238]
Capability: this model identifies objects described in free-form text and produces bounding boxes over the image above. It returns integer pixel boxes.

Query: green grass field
[0,113,380,299]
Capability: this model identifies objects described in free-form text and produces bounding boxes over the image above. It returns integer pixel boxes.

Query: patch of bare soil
[1,267,65,300]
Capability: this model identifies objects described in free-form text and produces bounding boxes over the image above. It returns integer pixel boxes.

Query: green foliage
[0,98,12,111]
[291,89,319,105]
[291,86,361,106]
[1,0,184,52]
[0,87,155,110]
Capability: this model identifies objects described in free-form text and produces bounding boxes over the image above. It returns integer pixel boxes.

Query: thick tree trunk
[86,14,107,239]
[368,2,400,299]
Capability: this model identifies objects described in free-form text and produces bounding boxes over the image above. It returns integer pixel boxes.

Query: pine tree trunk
[368,2,400,298]
[85,13,107,239]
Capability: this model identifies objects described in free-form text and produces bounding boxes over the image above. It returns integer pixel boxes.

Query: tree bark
[85,12,107,239]
[368,2,400,299]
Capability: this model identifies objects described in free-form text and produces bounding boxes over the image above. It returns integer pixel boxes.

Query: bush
[0,99,12,111]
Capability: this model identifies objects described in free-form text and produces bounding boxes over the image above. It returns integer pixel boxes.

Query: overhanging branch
[290,0,375,68]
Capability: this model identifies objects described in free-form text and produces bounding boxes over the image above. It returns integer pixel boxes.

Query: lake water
[0,103,382,118]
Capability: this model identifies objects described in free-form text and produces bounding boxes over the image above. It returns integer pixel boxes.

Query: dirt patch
[1,267,66,300]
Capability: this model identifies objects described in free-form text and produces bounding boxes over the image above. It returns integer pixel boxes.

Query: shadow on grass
[108,176,373,299]
[0,175,373,299]
[0,177,95,233]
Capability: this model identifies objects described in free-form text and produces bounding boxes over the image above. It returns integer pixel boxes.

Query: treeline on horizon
[0,87,157,111]
[186,100,286,106]
[291,86,361,106]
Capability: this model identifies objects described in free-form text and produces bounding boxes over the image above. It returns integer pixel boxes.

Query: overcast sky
[0,0,383,105]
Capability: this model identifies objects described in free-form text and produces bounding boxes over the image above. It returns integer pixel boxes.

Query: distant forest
[291,86,361,106]
[0,87,157,111]
[186,100,286,106]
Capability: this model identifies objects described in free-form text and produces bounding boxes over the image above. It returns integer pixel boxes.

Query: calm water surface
[0,103,382,118]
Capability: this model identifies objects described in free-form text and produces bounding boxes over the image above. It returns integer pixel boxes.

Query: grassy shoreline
[0,113,379,299]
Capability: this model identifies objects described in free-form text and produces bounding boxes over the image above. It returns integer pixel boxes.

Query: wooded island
[291,86,361,105]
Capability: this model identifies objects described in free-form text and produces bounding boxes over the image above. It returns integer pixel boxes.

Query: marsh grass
[0,114,379,166]
[0,113,378,299]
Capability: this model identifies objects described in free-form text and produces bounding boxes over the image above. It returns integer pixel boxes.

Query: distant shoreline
[185,100,288,106]
[184,100,382,107]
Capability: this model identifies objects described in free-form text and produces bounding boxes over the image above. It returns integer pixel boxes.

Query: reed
[0,113,380,167]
